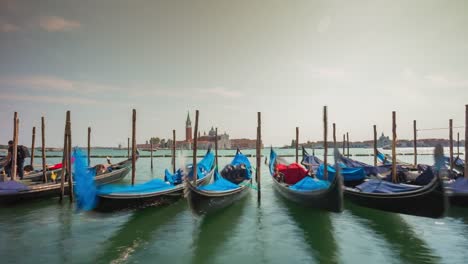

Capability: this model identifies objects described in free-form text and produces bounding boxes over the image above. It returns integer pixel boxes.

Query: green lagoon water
[1,148,467,264]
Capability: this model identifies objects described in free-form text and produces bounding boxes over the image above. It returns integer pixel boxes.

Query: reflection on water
[191,197,248,264]
[95,201,186,263]
[345,201,440,264]
[1,155,468,263]
[275,191,339,264]
[285,203,338,263]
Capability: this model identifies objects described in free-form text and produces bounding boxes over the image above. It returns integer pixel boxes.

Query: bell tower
[185,111,192,141]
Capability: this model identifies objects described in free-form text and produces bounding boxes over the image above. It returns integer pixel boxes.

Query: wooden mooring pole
[295,127,299,164]
[392,111,397,183]
[150,140,154,170]
[60,111,69,200]
[215,127,219,168]
[332,123,336,149]
[465,105,468,178]
[41,117,47,183]
[87,127,91,167]
[323,106,328,180]
[172,129,176,173]
[30,127,36,168]
[373,125,377,166]
[192,110,199,185]
[346,132,350,157]
[449,119,453,172]
[256,112,262,202]
[342,134,345,154]
[67,112,73,202]
[131,109,136,186]
[11,112,18,181]
[413,120,417,166]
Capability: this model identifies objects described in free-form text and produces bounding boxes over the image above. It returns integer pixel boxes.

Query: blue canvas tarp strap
[356,179,421,194]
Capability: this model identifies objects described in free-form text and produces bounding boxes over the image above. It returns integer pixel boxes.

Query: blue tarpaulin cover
[97,178,174,195]
[289,176,330,192]
[445,156,465,167]
[339,155,391,176]
[99,151,215,195]
[377,151,391,165]
[301,151,323,172]
[0,181,30,194]
[165,150,215,184]
[449,177,468,193]
[356,179,421,193]
[199,170,240,191]
[186,150,215,180]
[316,164,366,182]
[74,149,98,211]
[164,168,183,185]
[198,151,251,191]
[271,148,331,192]
[230,151,252,179]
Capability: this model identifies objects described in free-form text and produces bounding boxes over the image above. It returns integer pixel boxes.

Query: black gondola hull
[95,169,214,212]
[448,192,468,207]
[344,176,447,218]
[186,181,250,215]
[272,176,343,212]
[23,168,62,182]
[0,166,131,205]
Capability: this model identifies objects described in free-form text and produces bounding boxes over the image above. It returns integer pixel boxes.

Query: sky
[0,0,467,147]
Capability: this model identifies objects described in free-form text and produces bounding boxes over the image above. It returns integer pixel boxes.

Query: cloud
[0,93,99,105]
[0,75,120,94]
[38,16,81,32]
[317,16,331,33]
[0,22,19,32]
[200,87,243,98]
[424,74,468,88]
[311,67,349,79]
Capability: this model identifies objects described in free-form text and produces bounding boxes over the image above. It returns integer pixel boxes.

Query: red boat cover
[48,157,75,170]
[276,163,307,185]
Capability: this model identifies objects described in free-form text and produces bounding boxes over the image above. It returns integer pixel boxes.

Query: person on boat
[0,140,25,180]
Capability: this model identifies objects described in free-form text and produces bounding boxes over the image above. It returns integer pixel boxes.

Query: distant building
[185,112,192,142]
[378,133,390,147]
[230,138,260,149]
[142,112,259,150]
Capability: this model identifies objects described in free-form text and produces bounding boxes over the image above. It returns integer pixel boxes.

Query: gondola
[269,148,343,212]
[84,149,216,212]
[185,149,252,215]
[0,157,133,205]
[344,167,447,218]
[337,153,392,177]
[23,168,62,182]
[446,173,468,207]
[301,147,366,187]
